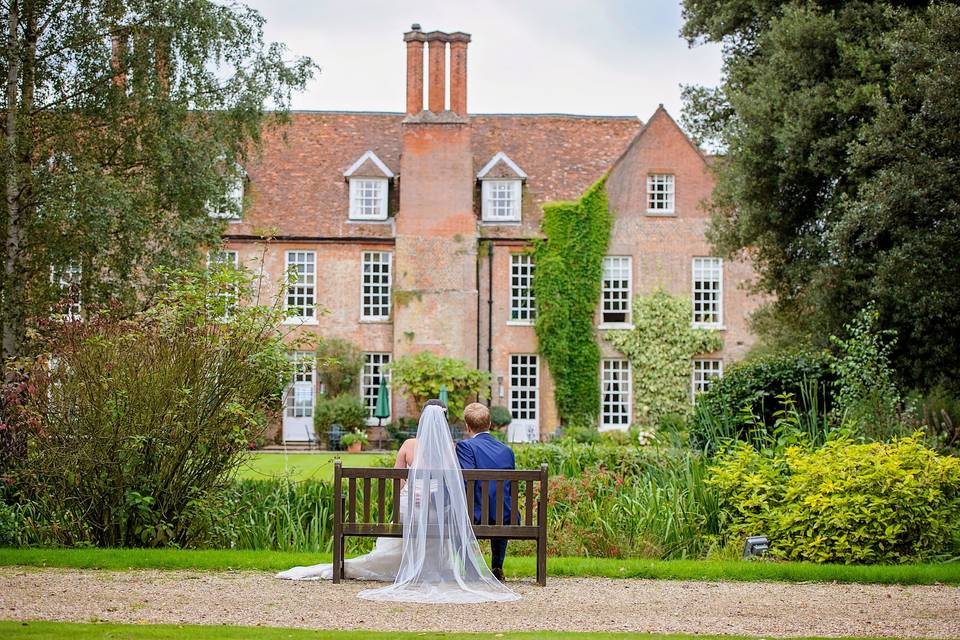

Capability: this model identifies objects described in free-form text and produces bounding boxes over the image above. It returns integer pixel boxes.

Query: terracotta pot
[347,442,362,453]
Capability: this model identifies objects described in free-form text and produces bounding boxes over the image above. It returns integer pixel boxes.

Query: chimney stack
[426,31,447,113]
[403,24,426,115]
[448,32,470,116]
[403,25,470,116]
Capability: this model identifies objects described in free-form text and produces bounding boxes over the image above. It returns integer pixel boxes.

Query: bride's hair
[423,398,447,412]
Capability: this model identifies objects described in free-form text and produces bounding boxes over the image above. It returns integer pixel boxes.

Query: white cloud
[242,0,722,122]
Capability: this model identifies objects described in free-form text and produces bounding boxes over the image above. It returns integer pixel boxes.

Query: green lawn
[2,547,958,585]
[0,622,888,640]
[236,452,388,481]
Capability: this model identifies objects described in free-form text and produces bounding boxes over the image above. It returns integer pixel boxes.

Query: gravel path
[2,568,958,637]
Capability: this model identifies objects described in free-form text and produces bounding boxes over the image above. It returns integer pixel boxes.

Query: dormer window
[349,178,388,220]
[482,180,521,222]
[344,150,394,222]
[477,151,527,223]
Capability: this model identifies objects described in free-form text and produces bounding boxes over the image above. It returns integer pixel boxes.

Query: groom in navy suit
[455,402,514,582]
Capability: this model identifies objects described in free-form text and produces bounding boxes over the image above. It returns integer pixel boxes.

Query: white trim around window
[646,173,675,214]
[692,257,723,328]
[348,178,389,221]
[283,250,317,324]
[481,179,522,223]
[600,256,632,327]
[600,359,632,431]
[692,359,723,401]
[361,352,391,426]
[508,253,536,325]
[360,251,392,322]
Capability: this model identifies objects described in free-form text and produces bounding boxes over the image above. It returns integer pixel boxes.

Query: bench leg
[332,533,342,584]
[536,537,546,587]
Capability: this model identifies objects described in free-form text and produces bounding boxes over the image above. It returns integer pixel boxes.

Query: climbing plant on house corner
[606,289,723,426]
[533,178,612,425]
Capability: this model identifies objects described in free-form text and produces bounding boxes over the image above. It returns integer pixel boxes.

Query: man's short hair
[463,403,491,432]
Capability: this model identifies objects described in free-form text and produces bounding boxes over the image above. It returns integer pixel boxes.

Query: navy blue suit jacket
[455,432,515,525]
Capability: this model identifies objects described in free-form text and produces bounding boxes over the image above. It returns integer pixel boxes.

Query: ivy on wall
[533,179,612,425]
[606,290,723,426]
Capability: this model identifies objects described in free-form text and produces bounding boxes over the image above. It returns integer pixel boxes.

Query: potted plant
[341,429,368,453]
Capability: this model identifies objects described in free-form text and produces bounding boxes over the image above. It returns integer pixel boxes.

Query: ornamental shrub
[490,405,512,428]
[691,351,836,452]
[315,338,364,397]
[386,352,490,420]
[13,267,293,548]
[708,435,960,563]
[605,289,722,426]
[313,394,368,440]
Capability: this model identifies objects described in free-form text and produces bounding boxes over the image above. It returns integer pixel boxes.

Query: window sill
[283,317,319,326]
[346,218,391,224]
[645,210,676,217]
[360,317,392,324]
[599,322,634,331]
[506,320,535,327]
[480,220,522,226]
[598,424,630,433]
[693,323,726,331]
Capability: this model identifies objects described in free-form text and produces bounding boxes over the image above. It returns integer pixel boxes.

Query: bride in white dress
[277,402,518,604]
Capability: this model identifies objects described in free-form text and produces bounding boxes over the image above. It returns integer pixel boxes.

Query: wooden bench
[332,461,549,586]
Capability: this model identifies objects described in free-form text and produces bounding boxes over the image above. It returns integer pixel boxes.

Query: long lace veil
[357,405,520,603]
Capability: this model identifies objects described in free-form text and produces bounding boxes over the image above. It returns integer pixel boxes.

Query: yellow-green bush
[708,435,960,563]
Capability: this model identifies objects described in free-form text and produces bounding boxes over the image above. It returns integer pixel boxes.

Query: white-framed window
[601,359,631,431]
[692,257,723,327]
[361,251,391,321]
[362,352,391,423]
[207,249,239,318]
[349,178,388,221]
[284,251,316,322]
[601,256,632,325]
[481,180,521,222]
[510,354,539,423]
[692,359,723,400]
[286,351,316,419]
[209,163,245,221]
[51,262,82,319]
[509,254,536,324]
[646,173,675,214]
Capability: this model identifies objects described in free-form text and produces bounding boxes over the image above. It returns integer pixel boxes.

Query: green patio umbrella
[438,384,449,407]
[374,377,390,427]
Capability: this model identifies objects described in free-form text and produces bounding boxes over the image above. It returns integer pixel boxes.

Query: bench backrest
[333,461,549,540]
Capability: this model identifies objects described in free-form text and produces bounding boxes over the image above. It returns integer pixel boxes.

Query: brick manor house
[212,25,761,443]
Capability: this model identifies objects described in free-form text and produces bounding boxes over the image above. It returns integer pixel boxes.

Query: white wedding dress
[275,485,407,581]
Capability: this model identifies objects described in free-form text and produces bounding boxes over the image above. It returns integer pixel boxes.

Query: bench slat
[510,477,519,526]
[377,477,386,524]
[525,479,534,526]
[342,523,540,540]
[480,480,490,525]
[392,478,401,523]
[362,478,371,523]
[466,479,475,521]
[348,477,356,524]
[463,469,543,481]
[495,480,504,525]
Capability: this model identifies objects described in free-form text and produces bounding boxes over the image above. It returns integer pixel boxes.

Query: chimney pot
[426,33,448,112]
[411,23,421,30]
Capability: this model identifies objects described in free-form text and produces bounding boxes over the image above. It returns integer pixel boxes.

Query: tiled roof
[231,111,642,239]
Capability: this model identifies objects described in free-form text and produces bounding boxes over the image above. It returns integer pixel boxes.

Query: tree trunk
[2,0,20,360]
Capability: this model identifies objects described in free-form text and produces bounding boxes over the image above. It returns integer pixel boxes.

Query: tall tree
[681,0,960,390]
[0,0,314,359]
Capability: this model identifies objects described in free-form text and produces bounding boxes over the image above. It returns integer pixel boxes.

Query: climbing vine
[533,178,612,425]
[606,290,723,426]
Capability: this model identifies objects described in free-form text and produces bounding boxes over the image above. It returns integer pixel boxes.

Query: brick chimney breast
[426,31,448,113]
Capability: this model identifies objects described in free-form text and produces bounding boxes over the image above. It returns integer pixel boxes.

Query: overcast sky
[242,0,723,122]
